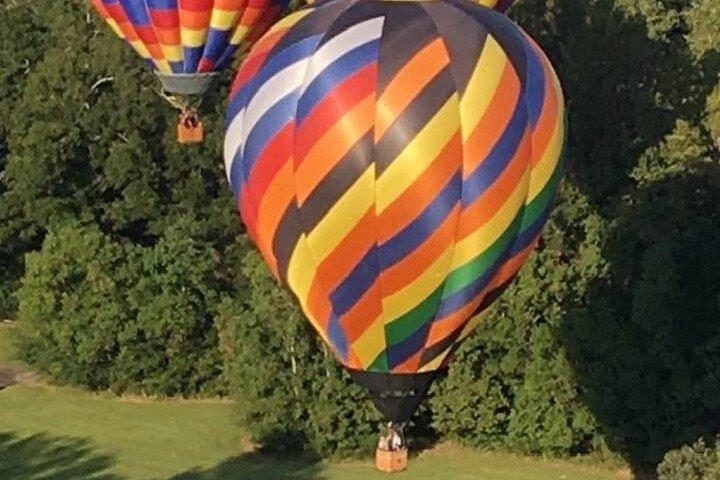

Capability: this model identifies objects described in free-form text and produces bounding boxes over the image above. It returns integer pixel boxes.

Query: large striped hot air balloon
[90,0,290,142]
[224,0,565,466]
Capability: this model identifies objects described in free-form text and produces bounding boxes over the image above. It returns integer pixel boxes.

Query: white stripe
[224,106,246,184]
[243,58,312,145]
[300,17,385,93]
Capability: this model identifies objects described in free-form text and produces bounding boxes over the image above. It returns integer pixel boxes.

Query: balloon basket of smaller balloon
[375,423,408,473]
[177,108,204,144]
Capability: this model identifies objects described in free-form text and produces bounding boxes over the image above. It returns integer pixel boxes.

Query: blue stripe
[169,61,184,74]
[119,0,150,25]
[296,39,380,124]
[328,312,349,361]
[387,323,432,369]
[183,46,204,73]
[331,245,379,317]
[216,44,240,71]
[461,102,527,207]
[380,172,461,271]
[523,44,546,126]
[228,35,323,120]
[241,91,299,179]
[432,210,525,320]
[202,29,231,64]
[509,204,552,257]
[146,0,176,8]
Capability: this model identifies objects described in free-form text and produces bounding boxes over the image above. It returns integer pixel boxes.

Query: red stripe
[242,122,294,228]
[295,62,377,164]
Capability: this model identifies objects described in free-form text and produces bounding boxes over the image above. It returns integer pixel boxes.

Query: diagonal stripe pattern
[90,0,290,74]
[225,0,566,374]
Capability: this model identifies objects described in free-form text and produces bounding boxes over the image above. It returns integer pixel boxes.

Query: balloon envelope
[90,0,289,75]
[225,0,565,382]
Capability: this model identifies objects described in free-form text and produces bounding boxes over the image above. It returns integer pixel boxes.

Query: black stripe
[273,0,353,53]
[273,203,303,282]
[421,2,489,95]
[375,3,438,93]
[297,131,374,234]
[374,67,457,174]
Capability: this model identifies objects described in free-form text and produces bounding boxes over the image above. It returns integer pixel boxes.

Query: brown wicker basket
[375,448,408,473]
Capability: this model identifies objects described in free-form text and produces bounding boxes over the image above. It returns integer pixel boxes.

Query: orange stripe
[179,10,211,29]
[530,55,560,167]
[313,207,377,293]
[381,204,460,296]
[306,275,332,332]
[215,0,245,9]
[254,160,294,274]
[375,38,450,140]
[424,239,538,348]
[463,62,520,178]
[425,301,477,347]
[306,207,377,331]
[341,282,384,343]
[457,130,532,240]
[295,94,375,204]
[295,63,377,164]
[394,351,422,373]
[487,238,538,291]
[377,132,462,244]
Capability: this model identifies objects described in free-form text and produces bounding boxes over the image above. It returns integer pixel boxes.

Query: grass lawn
[0,324,626,480]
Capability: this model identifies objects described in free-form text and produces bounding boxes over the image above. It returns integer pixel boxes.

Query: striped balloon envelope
[225,0,565,422]
[90,0,291,143]
[90,0,290,91]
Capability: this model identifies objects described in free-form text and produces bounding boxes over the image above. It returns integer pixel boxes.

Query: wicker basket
[375,448,408,473]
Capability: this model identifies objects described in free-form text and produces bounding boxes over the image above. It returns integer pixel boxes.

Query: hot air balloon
[90,0,290,143]
[224,0,565,470]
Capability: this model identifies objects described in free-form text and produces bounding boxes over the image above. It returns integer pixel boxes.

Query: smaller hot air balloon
[90,0,289,143]
[225,0,565,471]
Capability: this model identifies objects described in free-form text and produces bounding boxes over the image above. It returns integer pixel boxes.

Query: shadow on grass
[167,452,325,480]
[0,431,120,480]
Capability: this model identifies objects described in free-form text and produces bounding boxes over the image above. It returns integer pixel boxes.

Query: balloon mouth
[155,72,220,96]
[347,369,444,423]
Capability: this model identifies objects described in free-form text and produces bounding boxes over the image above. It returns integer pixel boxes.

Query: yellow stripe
[382,246,454,322]
[271,8,311,31]
[459,310,490,341]
[452,166,530,269]
[376,94,460,213]
[417,310,491,373]
[107,19,126,40]
[155,59,172,74]
[129,39,151,59]
[286,237,329,344]
[528,108,564,200]
[210,9,239,30]
[161,44,183,63]
[419,354,445,373]
[352,316,385,369]
[230,25,250,45]
[307,166,376,262]
[459,37,506,141]
[181,27,207,48]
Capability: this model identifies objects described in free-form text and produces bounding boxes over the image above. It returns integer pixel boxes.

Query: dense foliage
[658,436,720,480]
[1,0,718,470]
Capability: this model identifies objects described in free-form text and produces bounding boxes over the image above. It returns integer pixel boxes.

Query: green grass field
[0,324,626,480]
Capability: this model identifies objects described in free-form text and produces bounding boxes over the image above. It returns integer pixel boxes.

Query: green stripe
[520,161,563,231]
[385,284,445,346]
[442,213,523,299]
[369,352,389,373]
